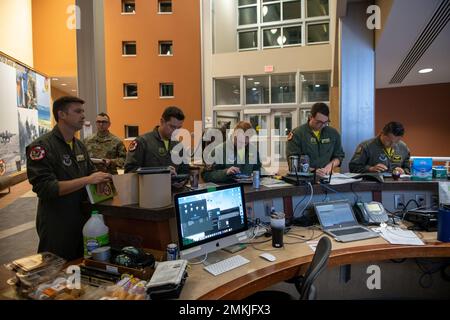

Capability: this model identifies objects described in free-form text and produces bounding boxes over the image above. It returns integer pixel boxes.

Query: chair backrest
[295,236,332,300]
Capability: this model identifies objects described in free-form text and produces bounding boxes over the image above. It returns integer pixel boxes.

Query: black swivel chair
[245,236,332,300]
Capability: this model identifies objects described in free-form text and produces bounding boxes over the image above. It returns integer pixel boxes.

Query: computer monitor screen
[314,201,356,228]
[174,184,248,260]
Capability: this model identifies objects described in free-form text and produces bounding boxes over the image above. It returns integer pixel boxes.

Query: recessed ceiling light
[315,84,321,88]
[52,78,59,81]
[71,89,77,92]
[61,83,67,86]
[248,78,254,81]
[418,68,433,74]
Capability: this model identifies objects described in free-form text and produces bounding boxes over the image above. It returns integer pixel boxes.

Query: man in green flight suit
[84,112,127,174]
[203,121,261,183]
[26,96,112,261]
[349,121,411,174]
[286,102,345,177]
[124,106,189,176]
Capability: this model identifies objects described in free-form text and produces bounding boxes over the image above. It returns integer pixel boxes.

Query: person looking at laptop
[349,121,410,174]
[286,103,345,178]
[202,121,261,183]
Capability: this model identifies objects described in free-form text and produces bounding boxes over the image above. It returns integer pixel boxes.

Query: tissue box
[411,158,433,181]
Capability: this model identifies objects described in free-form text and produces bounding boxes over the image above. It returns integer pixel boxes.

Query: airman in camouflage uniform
[84,113,126,174]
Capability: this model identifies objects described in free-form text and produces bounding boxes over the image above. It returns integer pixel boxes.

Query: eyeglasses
[96,120,110,124]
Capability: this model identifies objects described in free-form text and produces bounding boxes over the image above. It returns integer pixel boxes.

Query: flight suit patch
[379,154,388,162]
[393,155,402,161]
[128,140,138,152]
[76,154,85,162]
[310,137,317,144]
[321,138,331,144]
[287,132,293,141]
[159,147,167,156]
[62,155,72,167]
[0,159,6,175]
[29,146,46,161]
[355,146,362,155]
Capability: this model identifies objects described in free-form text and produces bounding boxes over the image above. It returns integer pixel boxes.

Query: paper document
[373,226,424,246]
[323,173,363,185]
[261,177,291,188]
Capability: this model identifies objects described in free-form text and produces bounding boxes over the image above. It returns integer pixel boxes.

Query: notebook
[313,200,380,242]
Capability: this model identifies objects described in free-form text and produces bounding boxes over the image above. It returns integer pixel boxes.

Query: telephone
[354,201,389,225]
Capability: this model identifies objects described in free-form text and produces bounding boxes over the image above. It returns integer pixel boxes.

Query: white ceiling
[50,76,78,96]
[376,0,450,88]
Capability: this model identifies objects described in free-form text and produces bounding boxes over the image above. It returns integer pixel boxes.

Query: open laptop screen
[314,201,356,228]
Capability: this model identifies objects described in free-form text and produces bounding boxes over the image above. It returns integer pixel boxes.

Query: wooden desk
[83,179,441,251]
[179,229,450,300]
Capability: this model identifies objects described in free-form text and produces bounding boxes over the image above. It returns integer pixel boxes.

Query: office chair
[245,236,332,300]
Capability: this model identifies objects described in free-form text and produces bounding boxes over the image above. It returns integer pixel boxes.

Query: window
[271,74,296,103]
[238,30,258,50]
[215,111,241,129]
[301,72,330,102]
[159,41,173,55]
[214,78,241,106]
[306,0,329,17]
[125,125,139,139]
[283,0,301,20]
[160,83,174,97]
[262,1,281,23]
[307,22,329,43]
[122,41,136,55]
[245,76,269,104]
[233,0,329,51]
[123,83,138,98]
[122,0,135,14]
[238,0,257,26]
[262,25,301,48]
[158,0,172,13]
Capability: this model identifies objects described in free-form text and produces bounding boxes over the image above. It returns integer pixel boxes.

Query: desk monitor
[174,184,248,261]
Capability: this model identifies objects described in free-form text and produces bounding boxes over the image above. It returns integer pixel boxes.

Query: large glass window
[262,2,281,23]
[307,22,329,43]
[284,25,302,45]
[238,0,257,26]
[283,0,301,20]
[301,72,330,102]
[306,0,329,17]
[215,78,241,105]
[263,28,282,48]
[245,76,269,104]
[271,74,296,104]
[215,111,241,129]
[239,30,258,50]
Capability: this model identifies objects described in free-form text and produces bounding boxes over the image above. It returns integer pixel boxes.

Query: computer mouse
[259,253,276,262]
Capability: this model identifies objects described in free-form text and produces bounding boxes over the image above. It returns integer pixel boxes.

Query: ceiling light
[61,83,67,86]
[315,85,321,88]
[276,36,287,46]
[52,78,59,81]
[418,68,433,74]
[270,28,278,34]
[262,6,268,17]
[71,89,77,92]
[248,78,254,81]
[252,88,257,91]
[254,81,260,85]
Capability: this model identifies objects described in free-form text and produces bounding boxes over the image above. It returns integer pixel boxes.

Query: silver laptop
[314,200,380,242]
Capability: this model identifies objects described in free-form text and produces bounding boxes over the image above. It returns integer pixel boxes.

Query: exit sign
[264,65,274,73]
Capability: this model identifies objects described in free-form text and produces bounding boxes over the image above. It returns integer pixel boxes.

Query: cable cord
[188,253,208,265]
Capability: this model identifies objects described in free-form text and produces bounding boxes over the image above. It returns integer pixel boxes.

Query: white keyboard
[203,255,250,276]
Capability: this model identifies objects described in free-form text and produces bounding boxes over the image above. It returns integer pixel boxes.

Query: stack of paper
[261,177,291,188]
[373,226,424,246]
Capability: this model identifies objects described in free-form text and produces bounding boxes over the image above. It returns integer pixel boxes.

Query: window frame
[122,41,137,56]
[123,83,138,99]
[159,41,173,56]
[121,0,136,15]
[306,21,330,45]
[124,125,139,139]
[158,0,173,14]
[160,83,174,98]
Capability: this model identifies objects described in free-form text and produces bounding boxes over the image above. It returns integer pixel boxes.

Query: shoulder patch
[29,146,46,161]
[355,145,363,154]
[0,159,6,176]
[128,140,138,152]
[287,132,294,141]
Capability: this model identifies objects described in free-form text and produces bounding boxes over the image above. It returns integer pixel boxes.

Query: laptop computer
[313,200,380,242]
